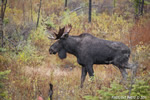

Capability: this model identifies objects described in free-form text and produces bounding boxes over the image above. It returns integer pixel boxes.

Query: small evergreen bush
[84,76,150,100]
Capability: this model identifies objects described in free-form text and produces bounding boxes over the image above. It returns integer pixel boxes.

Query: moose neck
[62,36,80,56]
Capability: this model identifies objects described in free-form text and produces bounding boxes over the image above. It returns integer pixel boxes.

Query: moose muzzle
[49,48,57,54]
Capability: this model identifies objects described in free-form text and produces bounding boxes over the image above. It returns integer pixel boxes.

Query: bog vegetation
[0,0,150,100]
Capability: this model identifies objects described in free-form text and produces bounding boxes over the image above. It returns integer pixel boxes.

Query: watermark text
[112,96,146,99]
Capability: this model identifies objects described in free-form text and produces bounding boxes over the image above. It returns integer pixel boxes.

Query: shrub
[97,80,128,100]
[29,26,49,48]
[0,70,11,100]
[131,79,150,99]
[17,40,44,65]
[84,75,150,100]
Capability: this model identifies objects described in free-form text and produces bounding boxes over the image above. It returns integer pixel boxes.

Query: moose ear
[58,49,67,59]
[61,33,68,39]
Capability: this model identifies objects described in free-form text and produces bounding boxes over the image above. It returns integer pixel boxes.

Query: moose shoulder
[48,25,136,88]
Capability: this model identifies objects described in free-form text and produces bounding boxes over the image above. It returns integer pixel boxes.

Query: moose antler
[55,27,65,39]
[64,24,72,34]
[47,24,72,40]
[47,26,65,40]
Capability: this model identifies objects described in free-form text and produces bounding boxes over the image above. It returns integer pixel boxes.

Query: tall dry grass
[126,20,150,46]
[7,53,123,100]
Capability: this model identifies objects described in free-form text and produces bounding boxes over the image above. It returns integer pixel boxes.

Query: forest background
[0,0,150,100]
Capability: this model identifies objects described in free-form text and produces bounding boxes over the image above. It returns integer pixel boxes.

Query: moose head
[48,24,72,59]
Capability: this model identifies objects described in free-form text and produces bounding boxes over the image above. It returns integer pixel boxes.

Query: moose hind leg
[86,64,95,84]
[86,64,94,77]
[80,67,87,88]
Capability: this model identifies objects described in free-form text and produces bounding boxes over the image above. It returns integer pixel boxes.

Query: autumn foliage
[129,20,150,46]
[0,0,150,100]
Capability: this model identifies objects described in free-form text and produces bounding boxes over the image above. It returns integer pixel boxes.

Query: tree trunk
[88,0,92,23]
[0,0,7,48]
[22,0,25,25]
[0,1,4,48]
[65,0,67,8]
[135,0,145,19]
[0,18,3,48]
[140,0,144,15]
[30,0,33,21]
[36,0,42,29]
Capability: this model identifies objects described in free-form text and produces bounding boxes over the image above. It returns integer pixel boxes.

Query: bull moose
[48,24,137,88]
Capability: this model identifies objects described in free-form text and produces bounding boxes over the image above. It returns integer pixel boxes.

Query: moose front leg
[80,67,87,88]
